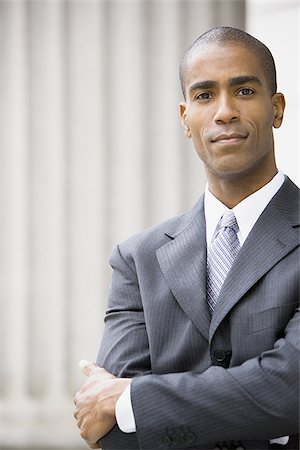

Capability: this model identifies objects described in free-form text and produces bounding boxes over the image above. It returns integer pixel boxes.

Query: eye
[195,92,213,100]
[237,87,255,96]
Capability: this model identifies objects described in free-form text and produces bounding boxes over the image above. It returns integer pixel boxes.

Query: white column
[107,0,146,244]
[218,0,246,27]
[147,0,185,223]
[28,0,66,399]
[0,0,29,401]
[66,0,107,393]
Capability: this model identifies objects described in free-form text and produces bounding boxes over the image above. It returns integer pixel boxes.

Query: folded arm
[74,243,299,448]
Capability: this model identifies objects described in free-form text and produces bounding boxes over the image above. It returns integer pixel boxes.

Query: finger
[74,409,83,428]
[79,359,98,376]
[79,361,114,380]
[73,408,82,422]
[73,392,79,405]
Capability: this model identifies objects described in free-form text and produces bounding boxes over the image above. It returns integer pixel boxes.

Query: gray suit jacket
[97,177,299,450]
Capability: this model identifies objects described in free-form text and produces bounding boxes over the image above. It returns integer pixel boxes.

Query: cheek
[249,106,274,136]
[191,132,208,154]
[189,121,209,147]
[255,119,274,147]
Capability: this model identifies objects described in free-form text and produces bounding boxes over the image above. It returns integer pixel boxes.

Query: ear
[179,102,192,138]
[272,93,285,129]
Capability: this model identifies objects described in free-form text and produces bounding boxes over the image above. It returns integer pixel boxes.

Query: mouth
[211,132,248,144]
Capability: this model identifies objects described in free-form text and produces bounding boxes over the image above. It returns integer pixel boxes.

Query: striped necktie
[206,210,240,313]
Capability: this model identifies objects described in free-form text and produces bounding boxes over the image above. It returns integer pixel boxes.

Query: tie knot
[220,210,239,232]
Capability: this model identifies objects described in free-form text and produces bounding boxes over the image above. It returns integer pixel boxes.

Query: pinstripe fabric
[206,211,240,312]
[97,178,299,450]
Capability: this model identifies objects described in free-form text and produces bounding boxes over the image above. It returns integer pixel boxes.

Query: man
[74,27,299,450]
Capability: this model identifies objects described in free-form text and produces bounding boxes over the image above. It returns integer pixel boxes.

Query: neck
[206,167,278,209]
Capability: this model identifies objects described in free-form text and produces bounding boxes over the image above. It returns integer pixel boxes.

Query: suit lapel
[209,178,300,342]
[156,198,211,341]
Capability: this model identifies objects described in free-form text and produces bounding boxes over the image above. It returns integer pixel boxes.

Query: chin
[210,163,257,180]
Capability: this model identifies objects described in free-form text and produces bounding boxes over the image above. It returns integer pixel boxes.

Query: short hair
[179,26,277,99]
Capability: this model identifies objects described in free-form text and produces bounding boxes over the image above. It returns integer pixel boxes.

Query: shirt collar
[205,170,285,246]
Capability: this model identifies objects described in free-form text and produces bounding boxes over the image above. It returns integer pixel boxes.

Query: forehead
[184,42,266,89]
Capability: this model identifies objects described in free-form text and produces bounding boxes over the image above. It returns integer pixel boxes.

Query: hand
[74,360,132,449]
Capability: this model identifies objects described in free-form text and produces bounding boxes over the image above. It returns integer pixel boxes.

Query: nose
[214,93,239,124]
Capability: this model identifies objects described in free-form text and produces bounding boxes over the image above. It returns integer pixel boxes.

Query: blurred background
[0,0,298,449]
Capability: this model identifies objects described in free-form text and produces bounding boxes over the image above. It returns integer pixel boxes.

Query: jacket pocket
[249,302,298,334]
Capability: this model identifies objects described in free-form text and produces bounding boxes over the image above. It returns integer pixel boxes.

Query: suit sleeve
[131,307,299,448]
[96,244,150,449]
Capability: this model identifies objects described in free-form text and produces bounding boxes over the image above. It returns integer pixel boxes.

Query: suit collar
[163,176,299,238]
[163,196,205,239]
[205,170,286,247]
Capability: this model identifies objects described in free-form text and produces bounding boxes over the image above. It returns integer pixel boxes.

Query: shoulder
[111,194,204,265]
[272,176,299,224]
[280,176,300,198]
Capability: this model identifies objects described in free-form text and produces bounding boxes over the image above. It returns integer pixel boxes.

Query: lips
[212,132,247,142]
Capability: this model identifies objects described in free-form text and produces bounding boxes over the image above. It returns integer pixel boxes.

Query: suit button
[186,431,196,444]
[170,434,179,445]
[162,435,172,447]
[214,350,226,362]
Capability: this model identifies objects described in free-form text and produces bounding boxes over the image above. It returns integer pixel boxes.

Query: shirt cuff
[269,436,289,445]
[115,383,136,433]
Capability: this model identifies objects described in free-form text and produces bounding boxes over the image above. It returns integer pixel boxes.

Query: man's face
[180,43,285,180]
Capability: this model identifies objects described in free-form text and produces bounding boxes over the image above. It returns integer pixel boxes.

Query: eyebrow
[189,80,217,93]
[229,75,262,87]
[189,75,262,94]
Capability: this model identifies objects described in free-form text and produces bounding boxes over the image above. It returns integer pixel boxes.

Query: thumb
[79,359,98,377]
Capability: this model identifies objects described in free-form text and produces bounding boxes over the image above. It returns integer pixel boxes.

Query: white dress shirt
[115,170,288,445]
